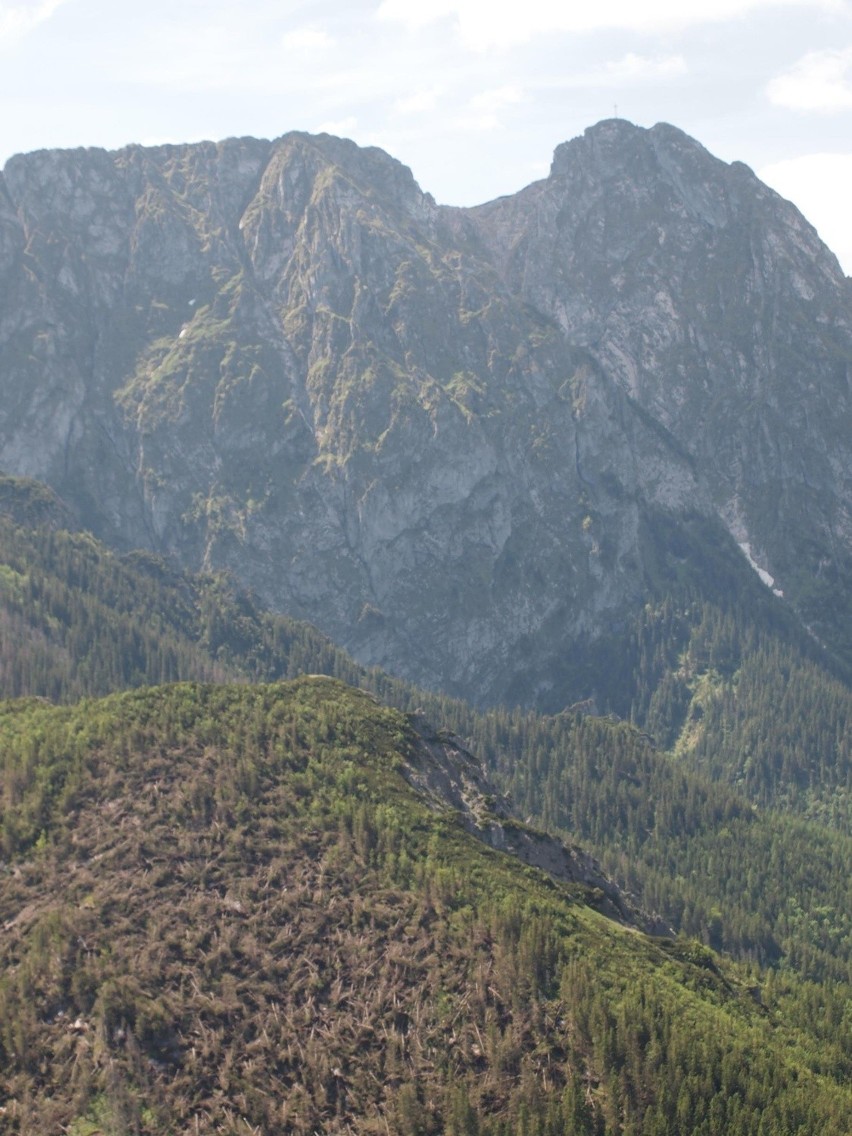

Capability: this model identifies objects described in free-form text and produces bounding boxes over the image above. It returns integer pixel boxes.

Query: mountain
[470,122,852,639]
[1,677,850,1134]
[2,119,852,1135]
[2,120,850,705]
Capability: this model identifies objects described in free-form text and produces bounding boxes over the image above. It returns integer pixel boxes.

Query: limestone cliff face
[0,122,850,703]
[469,121,852,643]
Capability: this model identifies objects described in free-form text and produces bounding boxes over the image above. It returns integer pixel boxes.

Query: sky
[1,0,851,272]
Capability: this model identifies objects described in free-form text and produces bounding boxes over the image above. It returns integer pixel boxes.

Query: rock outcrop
[1,121,850,704]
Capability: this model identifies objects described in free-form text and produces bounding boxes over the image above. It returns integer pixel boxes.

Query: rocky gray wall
[1,121,850,702]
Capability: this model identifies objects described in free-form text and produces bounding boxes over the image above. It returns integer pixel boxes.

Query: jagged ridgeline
[1,678,850,1135]
[1,120,851,705]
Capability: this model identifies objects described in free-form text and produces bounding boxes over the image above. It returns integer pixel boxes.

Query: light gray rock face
[0,122,850,703]
[469,121,852,645]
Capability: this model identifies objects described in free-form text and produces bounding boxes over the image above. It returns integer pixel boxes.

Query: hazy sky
[2,0,851,271]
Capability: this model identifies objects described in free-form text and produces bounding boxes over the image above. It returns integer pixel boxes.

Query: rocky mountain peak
[550,116,662,175]
[0,121,851,702]
[286,130,431,212]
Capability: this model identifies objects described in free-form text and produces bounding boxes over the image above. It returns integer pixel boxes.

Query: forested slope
[1,479,850,1097]
[0,474,363,701]
[1,484,850,982]
[1,679,849,1135]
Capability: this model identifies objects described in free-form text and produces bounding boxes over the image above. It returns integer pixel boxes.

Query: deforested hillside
[1,678,850,1135]
[1,483,850,991]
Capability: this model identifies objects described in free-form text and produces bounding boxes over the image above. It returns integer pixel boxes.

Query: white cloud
[111,9,400,105]
[376,0,844,50]
[603,53,688,81]
[760,152,852,273]
[454,84,525,130]
[0,0,66,48]
[281,26,333,52]
[316,115,358,136]
[535,52,688,90]
[394,88,444,116]
[766,48,852,111]
[139,135,180,148]
[469,84,524,111]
